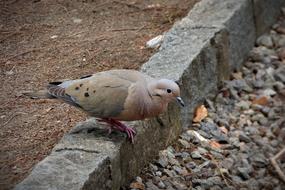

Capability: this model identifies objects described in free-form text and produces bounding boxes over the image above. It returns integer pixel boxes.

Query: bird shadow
[68,121,126,142]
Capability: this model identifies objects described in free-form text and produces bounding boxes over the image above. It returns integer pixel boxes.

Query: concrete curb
[15,0,284,190]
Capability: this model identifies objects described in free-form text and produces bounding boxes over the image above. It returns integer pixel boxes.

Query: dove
[26,69,184,143]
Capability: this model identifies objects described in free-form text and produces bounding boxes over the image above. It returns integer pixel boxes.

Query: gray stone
[227,79,253,92]
[191,151,202,159]
[245,178,260,190]
[236,100,250,110]
[252,79,265,88]
[256,34,274,48]
[163,169,176,178]
[200,121,218,133]
[210,186,222,190]
[186,162,197,170]
[197,147,208,155]
[261,88,277,96]
[178,139,191,149]
[136,176,143,184]
[221,157,234,169]
[198,130,212,139]
[245,126,259,135]
[157,155,169,168]
[153,176,161,184]
[210,151,224,160]
[274,65,285,83]
[249,46,276,62]
[238,132,251,143]
[146,181,160,190]
[250,153,268,168]
[158,181,166,189]
[179,133,192,142]
[168,157,180,166]
[149,163,158,172]
[172,166,187,175]
[237,167,251,180]
[193,176,223,189]
[211,130,229,143]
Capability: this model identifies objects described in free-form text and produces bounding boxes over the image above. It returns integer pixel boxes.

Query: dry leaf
[187,130,209,142]
[252,96,269,106]
[210,141,222,149]
[129,182,145,190]
[219,126,228,134]
[193,105,208,123]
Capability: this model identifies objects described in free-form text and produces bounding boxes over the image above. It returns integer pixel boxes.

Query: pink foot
[96,118,136,143]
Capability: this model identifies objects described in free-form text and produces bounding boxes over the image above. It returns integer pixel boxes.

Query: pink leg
[96,118,136,143]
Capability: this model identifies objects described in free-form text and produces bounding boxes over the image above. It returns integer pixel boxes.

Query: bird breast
[112,83,166,121]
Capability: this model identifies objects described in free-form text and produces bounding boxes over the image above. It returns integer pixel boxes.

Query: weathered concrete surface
[15,0,285,190]
[185,0,256,69]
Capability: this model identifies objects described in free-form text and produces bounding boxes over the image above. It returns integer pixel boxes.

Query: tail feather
[22,90,55,99]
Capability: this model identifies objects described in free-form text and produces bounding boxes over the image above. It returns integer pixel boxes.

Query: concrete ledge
[15,0,285,190]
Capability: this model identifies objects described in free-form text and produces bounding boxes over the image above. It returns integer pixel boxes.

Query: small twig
[5,48,43,61]
[208,154,232,188]
[113,0,142,10]
[1,112,27,127]
[270,147,285,183]
[67,30,88,38]
[108,25,150,32]
[218,168,231,187]
[0,31,21,43]
[92,0,114,12]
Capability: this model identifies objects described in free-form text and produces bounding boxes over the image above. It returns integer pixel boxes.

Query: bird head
[151,79,184,107]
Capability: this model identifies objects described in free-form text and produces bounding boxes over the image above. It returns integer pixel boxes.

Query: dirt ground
[0,0,199,189]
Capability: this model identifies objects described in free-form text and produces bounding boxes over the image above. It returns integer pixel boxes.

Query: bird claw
[96,118,136,143]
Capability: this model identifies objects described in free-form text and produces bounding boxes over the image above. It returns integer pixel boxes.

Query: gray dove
[26,69,184,143]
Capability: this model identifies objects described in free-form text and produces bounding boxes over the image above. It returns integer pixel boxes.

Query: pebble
[261,88,277,96]
[157,181,166,189]
[256,34,274,48]
[236,100,250,110]
[146,181,160,190]
[237,167,251,180]
[250,153,268,168]
[274,65,285,83]
[178,139,190,149]
[238,132,251,143]
[191,151,202,159]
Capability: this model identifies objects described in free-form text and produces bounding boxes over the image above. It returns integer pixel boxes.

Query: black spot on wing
[84,92,89,97]
[49,81,63,85]
[75,87,79,90]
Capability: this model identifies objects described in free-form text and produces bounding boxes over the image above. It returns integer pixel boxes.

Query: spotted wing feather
[47,83,81,108]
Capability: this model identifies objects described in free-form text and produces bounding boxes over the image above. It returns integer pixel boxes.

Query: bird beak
[176,97,185,107]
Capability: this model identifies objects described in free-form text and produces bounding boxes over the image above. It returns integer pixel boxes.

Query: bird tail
[22,90,55,99]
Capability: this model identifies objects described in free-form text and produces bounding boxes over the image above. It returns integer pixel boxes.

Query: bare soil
[0,0,199,189]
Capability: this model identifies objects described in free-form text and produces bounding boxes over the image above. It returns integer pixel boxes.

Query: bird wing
[47,70,145,118]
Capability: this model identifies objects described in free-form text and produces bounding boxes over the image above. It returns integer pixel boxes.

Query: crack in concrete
[55,147,100,154]
[189,25,218,30]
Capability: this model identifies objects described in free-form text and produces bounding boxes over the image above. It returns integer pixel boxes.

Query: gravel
[125,8,285,190]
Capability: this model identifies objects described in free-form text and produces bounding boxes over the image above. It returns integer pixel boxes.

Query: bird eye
[167,89,172,93]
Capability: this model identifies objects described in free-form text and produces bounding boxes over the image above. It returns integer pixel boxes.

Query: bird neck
[140,82,168,118]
